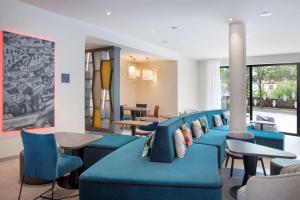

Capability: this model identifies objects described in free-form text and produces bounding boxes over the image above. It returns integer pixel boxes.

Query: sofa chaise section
[84,132,138,168]
[80,138,222,200]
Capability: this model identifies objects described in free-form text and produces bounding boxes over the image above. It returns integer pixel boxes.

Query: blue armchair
[18,130,83,200]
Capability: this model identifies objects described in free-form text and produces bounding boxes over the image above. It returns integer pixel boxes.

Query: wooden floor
[0,135,299,200]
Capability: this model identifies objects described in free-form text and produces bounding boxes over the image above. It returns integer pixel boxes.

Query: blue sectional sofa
[79,109,285,200]
[80,138,222,200]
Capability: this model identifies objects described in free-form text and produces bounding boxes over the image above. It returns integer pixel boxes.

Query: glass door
[250,64,297,134]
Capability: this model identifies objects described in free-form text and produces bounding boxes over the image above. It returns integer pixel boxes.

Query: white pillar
[229,22,246,133]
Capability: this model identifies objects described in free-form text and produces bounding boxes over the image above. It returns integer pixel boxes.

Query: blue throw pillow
[199,116,209,133]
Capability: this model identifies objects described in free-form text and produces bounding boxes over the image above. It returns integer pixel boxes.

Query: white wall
[120,59,137,106]
[0,0,85,158]
[177,59,200,113]
[120,59,178,116]
[136,60,178,116]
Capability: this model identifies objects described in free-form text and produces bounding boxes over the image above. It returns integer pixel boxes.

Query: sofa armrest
[242,172,300,200]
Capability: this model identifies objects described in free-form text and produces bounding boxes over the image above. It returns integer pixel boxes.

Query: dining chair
[148,105,159,118]
[19,129,83,200]
[136,103,147,117]
[225,132,267,177]
[120,105,132,120]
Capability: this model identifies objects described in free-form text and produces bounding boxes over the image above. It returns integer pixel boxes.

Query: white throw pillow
[174,129,186,158]
[214,114,223,127]
[192,120,203,138]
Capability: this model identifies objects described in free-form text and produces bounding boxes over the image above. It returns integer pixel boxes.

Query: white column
[229,22,246,133]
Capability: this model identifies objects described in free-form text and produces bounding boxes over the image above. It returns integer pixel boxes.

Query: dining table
[226,139,296,199]
[113,120,152,136]
[55,132,102,189]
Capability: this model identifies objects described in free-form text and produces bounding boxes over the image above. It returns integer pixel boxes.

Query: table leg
[261,124,264,131]
[242,155,258,185]
[131,125,136,136]
[57,148,85,189]
[229,155,258,199]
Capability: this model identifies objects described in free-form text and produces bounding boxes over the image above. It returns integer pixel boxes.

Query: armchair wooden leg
[230,157,234,177]
[260,158,267,176]
[18,176,24,200]
[225,155,229,168]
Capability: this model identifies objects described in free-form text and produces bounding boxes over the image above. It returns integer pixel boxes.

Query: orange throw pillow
[181,123,193,147]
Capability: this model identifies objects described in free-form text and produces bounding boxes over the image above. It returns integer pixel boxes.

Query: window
[220,63,299,135]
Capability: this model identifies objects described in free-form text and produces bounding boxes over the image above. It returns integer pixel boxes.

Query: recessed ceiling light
[151,30,156,33]
[162,40,168,43]
[106,11,111,16]
[228,17,233,22]
[171,26,178,30]
[260,11,272,17]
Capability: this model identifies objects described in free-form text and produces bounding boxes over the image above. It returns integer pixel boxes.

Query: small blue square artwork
[61,73,70,83]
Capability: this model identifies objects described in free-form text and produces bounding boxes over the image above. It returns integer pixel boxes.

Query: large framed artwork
[0,31,55,131]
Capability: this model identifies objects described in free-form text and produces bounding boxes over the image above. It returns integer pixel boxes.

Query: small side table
[250,120,276,131]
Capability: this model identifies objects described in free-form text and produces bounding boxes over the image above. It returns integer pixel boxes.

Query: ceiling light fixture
[106,11,111,16]
[162,40,168,43]
[151,30,156,33]
[260,11,272,17]
[228,17,233,22]
[171,26,178,30]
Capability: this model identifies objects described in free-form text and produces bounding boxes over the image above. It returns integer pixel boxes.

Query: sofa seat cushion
[80,138,222,188]
[247,128,284,140]
[211,124,254,132]
[87,132,138,149]
[84,132,138,168]
[211,125,230,131]
[193,131,227,146]
[193,130,227,167]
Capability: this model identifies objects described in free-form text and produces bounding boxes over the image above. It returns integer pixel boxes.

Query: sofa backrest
[206,109,226,128]
[150,116,184,163]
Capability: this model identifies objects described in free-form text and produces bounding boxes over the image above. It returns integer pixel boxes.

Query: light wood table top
[136,117,165,123]
[159,114,177,119]
[123,107,150,111]
[113,120,152,126]
[55,132,102,150]
[227,139,296,159]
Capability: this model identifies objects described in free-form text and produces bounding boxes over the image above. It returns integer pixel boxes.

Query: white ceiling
[21,0,300,60]
[85,36,168,62]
